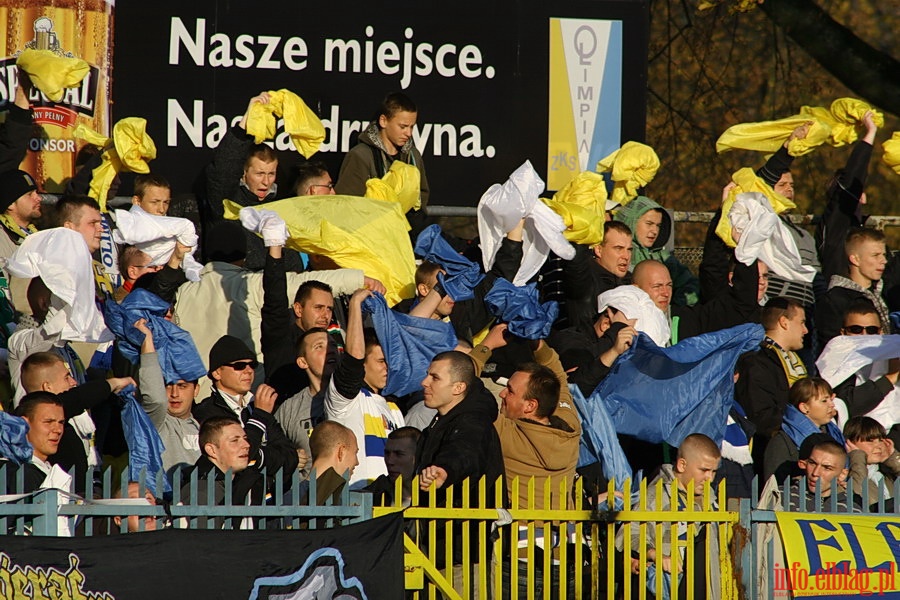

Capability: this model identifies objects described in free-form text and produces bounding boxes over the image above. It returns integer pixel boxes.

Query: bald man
[632,258,762,344]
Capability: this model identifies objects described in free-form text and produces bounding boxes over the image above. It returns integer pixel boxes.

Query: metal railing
[3,465,899,599]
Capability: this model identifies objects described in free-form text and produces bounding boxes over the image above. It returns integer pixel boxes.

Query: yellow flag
[364,162,421,214]
[223,195,416,305]
[543,170,607,245]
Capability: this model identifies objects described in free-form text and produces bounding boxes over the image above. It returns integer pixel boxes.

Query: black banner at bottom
[0,513,404,599]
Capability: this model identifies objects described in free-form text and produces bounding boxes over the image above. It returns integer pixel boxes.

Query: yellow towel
[73,118,156,212]
[543,171,607,245]
[884,132,900,175]
[16,49,89,103]
[716,116,831,157]
[595,141,660,207]
[715,167,795,247]
[800,99,883,147]
[245,89,325,158]
[717,98,883,156]
[364,161,421,214]
[223,195,416,305]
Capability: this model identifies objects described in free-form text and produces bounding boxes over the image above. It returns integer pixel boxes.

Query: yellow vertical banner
[547,18,579,191]
[0,0,114,192]
[775,513,900,597]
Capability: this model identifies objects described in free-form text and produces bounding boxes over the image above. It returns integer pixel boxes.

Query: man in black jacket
[734,297,809,470]
[202,91,302,271]
[562,221,633,333]
[20,352,134,493]
[418,350,505,596]
[193,335,299,480]
[182,415,264,529]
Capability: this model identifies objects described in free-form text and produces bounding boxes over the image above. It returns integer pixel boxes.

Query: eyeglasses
[224,360,258,371]
[844,324,881,335]
[310,183,334,191]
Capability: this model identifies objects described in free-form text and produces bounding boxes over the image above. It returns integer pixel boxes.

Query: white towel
[477,161,574,285]
[2,228,113,343]
[729,192,816,283]
[238,207,289,247]
[818,334,900,431]
[113,206,202,281]
[597,285,671,347]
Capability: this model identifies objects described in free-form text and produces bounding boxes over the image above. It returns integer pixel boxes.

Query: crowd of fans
[0,68,899,598]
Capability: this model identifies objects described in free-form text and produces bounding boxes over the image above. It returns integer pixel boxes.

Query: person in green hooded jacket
[614,196,700,306]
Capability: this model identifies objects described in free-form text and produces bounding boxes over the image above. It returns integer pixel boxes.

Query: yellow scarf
[0,214,37,242]
[763,336,807,386]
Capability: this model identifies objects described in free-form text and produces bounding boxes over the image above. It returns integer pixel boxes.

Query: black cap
[208,335,256,376]
[0,170,37,212]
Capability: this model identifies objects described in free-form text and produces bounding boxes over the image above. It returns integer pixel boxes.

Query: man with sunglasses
[817,299,900,436]
[193,335,299,479]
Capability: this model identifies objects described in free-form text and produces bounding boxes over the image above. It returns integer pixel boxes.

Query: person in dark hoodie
[335,92,430,236]
[418,350,505,597]
[614,195,700,307]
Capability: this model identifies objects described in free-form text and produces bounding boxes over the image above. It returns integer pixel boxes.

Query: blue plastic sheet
[362,293,457,397]
[595,323,765,447]
[0,412,32,465]
[104,289,207,384]
[484,278,559,340]
[118,385,170,496]
[414,225,484,302]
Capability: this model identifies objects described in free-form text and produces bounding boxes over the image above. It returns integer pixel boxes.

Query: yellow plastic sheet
[543,171,607,245]
[223,195,416,305]
[16,49,89,103]
[800,99,883,147]
[884,132,900,175]
[73,118,157,212]
[715,167,795,248]
[596,141,660,207]
[716,116,831,157]
[364,162,421,214]
[245,89,325,158]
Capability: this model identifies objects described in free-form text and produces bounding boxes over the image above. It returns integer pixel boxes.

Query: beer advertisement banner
[0,513,404,599]
[110,1,648,205]
[0,0,113,192]
[775,512,900,598]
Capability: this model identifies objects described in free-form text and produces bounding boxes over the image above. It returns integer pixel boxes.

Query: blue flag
[596,323,765,447]
[0,412,32,465]
[118,385,171,496]
[571,385,632,483]
[104,288,207,384]
[484,278,559,340]
[362,293,458,397]
[414,224,484,301]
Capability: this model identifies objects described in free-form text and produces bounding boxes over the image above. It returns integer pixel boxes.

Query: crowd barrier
[7,465,899,599]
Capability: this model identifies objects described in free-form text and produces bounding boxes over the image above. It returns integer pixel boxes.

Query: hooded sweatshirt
[335,121,430,210]
[615,196,700,306]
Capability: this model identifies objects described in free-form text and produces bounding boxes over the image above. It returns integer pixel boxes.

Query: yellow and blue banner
[776,513,900,597]
[548,17,623,190]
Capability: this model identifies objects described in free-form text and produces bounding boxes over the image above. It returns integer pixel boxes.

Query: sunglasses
[844,325,881,335]
[225,360,258,371]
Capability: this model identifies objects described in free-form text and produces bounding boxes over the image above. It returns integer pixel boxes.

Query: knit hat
[0,170,37,212]
[208,334,257,376]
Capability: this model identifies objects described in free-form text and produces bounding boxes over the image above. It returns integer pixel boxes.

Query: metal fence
[5,465,897,599]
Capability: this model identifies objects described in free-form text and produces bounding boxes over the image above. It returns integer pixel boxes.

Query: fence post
[32,488,60,536]
[738,497,752,599]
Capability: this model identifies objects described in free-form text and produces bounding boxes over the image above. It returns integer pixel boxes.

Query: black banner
[0,514,404,599]
[112,0,648,205]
